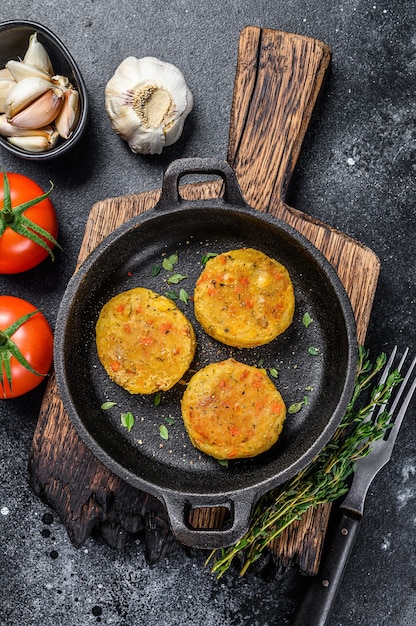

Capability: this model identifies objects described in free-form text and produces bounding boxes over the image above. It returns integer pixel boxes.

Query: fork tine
[364,346,398,425]
[381,345,398,382]
[371,346,412,427]
[384,355,416,450]
[386,349,415,420]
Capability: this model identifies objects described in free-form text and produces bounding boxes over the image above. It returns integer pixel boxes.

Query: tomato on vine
[0,295,53,398]
[0,172,60,274]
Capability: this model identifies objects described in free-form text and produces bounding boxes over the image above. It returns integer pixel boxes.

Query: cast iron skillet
[54,158,358,549]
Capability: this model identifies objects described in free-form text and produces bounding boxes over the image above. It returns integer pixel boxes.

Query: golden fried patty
[181,358,286,459]
[96,287,196,394]
[193,248,295,348]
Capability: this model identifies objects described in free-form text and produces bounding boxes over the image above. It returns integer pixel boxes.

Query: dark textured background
[0,1,415,625]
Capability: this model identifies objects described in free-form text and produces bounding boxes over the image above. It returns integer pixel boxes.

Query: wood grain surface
[28,27,380,575]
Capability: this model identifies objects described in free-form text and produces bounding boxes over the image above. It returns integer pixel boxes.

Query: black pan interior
[55,203,357,499]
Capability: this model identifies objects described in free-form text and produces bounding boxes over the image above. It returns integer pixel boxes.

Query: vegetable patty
[193,248,295,348]
[181,358,286,459]
[96,287,196,394]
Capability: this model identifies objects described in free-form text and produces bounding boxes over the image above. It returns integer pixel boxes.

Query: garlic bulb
[105,56,193,155]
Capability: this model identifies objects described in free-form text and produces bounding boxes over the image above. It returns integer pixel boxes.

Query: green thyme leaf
[302,312,313,328]
[202,252,218,264]
[151,264,161,277]
[308,346,320,355]
[154,391,162,406]
[159,424,169,440]
[165,416,175,425]
[217,459,229,468]
[165,290,178,300]
[162,258,174,271]
[167,273,187,285]
[179,288,189,304]
[121,411,135,432]
[101,401,117,410]
[162,254,178,271]
[288,401,305,414]
[269,367,279,379]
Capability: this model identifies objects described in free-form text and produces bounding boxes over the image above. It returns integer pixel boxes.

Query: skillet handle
[157,157,247,209]
[163,492,253,550]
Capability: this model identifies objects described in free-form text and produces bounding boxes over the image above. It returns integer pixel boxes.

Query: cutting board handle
[228,27,332,214]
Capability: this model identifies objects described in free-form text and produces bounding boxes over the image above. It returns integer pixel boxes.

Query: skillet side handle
[156,157,247,209]
[163,492,253,550]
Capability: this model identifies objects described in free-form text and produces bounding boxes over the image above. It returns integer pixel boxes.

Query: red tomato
[0,295,53,398]
[0,172,58,274]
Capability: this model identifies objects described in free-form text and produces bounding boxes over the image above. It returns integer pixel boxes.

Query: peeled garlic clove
[0,114,53,137]
[54,87,80,139]
[5,76,55,119]
[7,129,59,152]
[105,56,193,155]
[23,32,54,75]
[6,59,52,83]
[9,88,64,129]
[0,76,16,114]
[0,67,15,81]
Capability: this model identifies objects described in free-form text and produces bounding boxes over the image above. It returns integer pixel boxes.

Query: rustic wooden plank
[29,26,380,575]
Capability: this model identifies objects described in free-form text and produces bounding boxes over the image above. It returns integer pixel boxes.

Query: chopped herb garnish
[269,367,279,379]
[202,252,218,264]
[308,346,320,355]
[159,424,169,440]
[165,290,178,300]
[154,391,162,406]
[217,459,229,468]
[179,288,189,304]
[167,273,187,285]
[302,312,313,328]
[151,264,161,277]
[165,416,175,425]
[121,411,135,432]
[288,401,305,414]
[162,254,178,271]
[101,401,117,410]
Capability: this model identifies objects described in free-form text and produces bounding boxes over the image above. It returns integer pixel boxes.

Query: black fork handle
[291,510,361,626]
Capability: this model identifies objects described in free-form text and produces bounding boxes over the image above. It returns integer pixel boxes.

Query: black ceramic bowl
[0,20,89,160]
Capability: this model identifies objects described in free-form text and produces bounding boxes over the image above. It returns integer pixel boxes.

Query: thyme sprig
[206,346,401,578]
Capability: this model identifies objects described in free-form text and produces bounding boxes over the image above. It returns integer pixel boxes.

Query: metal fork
[291,346,416,626]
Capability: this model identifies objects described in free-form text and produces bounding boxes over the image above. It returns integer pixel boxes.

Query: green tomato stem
[1,171,59,260]
[0,207,14,224]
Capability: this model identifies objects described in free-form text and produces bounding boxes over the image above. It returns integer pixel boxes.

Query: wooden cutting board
[28,27,380,575]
